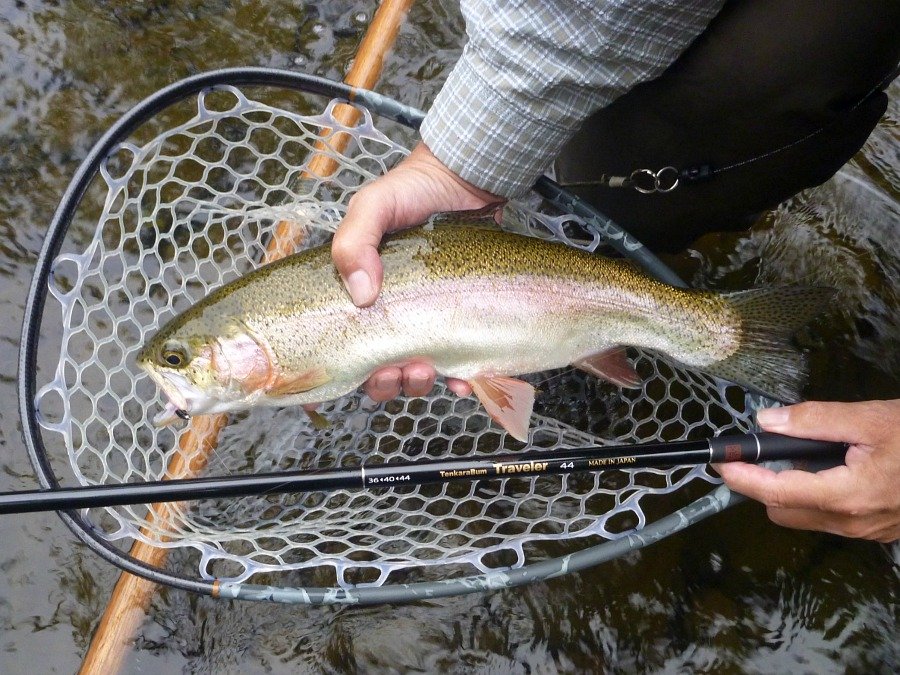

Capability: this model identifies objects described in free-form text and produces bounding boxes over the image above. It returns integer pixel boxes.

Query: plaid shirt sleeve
[420,0,726,198]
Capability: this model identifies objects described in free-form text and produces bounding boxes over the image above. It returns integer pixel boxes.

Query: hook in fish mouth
[175,408,191,421]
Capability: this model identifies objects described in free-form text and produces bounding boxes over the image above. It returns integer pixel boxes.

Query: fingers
[363,364,442,401]
[363,364,473,402]
[766,497,900,542]
[716,461,852,511]
[717,463,858,534]
[764,506,876,540]
[756,400,897,447]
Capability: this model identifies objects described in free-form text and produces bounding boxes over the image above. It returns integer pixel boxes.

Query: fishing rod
[0,432,845,515]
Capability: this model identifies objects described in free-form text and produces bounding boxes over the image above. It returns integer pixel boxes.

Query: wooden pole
[79,2,414,672]
[264,0,415,262]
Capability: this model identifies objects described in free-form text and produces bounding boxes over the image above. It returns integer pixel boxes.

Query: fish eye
[160,341,190,368]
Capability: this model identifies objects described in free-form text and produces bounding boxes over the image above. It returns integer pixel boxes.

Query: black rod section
[0,432,845,515]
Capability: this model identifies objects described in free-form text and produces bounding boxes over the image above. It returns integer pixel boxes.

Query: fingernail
[757,407,789,428]
[345,269,374,306]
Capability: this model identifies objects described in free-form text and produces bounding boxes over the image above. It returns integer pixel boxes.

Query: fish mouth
[153,401,191,427]
[142,367,201,427]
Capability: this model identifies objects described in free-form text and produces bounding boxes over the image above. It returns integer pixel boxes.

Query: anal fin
[469,375,535,443]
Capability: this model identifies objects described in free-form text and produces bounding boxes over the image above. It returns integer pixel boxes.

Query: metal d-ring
[629,167,680,194]
[655,166,679,193]
[629,168,658,194]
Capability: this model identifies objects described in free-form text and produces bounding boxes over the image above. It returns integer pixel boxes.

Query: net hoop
[19,67,748,604]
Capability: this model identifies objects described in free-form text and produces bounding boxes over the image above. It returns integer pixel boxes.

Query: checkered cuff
[421,52,575,199]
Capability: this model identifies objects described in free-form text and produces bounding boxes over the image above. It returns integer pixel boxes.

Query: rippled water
[0,2,897,673]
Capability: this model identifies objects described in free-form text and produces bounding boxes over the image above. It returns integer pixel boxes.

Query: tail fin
[702,287,835,403]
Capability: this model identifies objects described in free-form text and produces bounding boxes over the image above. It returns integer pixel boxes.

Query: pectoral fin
[574,348,642,388]
[469,375,535,443]
[267,367,331,397]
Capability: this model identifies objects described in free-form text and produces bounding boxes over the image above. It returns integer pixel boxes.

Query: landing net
[32,79,755,593]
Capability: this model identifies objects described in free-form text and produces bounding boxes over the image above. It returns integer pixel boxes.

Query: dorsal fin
[424,202,506,230]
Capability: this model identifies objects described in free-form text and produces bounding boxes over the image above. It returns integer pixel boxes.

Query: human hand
[717,399,900,543]
[331,142,501,401]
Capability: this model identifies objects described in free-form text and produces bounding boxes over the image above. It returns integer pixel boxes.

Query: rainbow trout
[138,220,830,441]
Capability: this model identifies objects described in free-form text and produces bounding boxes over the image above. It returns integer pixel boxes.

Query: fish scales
[179,227,733,375]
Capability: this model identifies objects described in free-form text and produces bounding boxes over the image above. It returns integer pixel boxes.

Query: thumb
[331,141,504,307]
[331,189,393,307]
[756,400,893,447]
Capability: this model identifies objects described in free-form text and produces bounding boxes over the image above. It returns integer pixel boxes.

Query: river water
[1,2,897,673]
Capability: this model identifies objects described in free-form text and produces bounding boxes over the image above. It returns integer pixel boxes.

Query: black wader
[553,0,900,252]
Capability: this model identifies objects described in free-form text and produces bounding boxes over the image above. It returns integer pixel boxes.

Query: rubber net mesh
[35,86,754,588]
